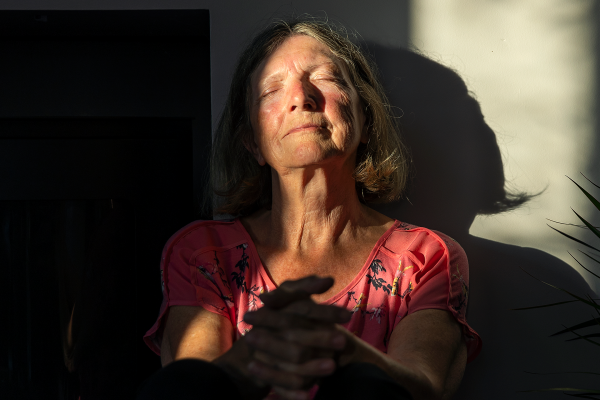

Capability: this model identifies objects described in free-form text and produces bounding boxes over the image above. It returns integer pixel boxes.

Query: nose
[288,80,317,112]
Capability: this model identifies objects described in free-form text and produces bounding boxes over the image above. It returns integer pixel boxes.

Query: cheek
[327,91,358,140]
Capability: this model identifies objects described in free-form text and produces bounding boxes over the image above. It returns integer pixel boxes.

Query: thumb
[260,276,334,309]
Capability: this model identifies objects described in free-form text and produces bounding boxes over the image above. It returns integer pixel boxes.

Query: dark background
[0,10,211,399]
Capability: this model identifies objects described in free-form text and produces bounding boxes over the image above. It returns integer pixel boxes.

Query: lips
[285,123,326,137]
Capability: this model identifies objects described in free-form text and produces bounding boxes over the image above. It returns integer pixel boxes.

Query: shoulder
[162,219,248,256]
[383,221,466,261]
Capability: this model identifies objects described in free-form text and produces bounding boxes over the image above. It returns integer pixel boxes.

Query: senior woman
[139,18,481,400]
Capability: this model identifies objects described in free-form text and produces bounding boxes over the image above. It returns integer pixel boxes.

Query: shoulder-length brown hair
[210,16,409,216]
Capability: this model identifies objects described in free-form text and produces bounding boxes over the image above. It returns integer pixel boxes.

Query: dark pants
[136,359,413,400]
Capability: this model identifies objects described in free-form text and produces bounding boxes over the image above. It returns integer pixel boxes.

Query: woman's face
[248,35,367,172]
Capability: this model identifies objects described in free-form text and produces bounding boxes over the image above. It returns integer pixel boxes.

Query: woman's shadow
[367,44,599,399]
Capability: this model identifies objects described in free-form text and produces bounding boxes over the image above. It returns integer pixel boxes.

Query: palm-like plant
[517,175,600,398]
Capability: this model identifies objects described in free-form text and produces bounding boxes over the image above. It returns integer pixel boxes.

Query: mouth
[285,123,325,137]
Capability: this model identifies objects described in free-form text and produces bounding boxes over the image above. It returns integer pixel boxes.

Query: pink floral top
[144,219,481,363]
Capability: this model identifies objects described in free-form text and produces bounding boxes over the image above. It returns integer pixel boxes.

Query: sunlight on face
[249,35,366,173]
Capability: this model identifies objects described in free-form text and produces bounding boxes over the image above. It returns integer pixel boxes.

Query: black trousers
[136,359,413,400]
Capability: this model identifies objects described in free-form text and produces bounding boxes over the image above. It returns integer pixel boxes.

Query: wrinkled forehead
[250,34,349,90]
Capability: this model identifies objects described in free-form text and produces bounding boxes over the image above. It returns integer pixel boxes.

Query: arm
[339,308,467,400]
[160,278,347,400]
[160,305,270,400]
[160,305,234,366]
[245,295,467,400]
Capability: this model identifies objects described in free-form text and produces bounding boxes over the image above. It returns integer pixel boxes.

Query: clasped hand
[242,276,354,399]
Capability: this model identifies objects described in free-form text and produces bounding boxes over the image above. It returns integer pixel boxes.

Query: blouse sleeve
[142,221,234,355]
[402,230,481,362]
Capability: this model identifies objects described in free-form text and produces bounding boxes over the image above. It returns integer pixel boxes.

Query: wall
[3,1,599,399]
[411,0,600,294]
[0,0,409,128]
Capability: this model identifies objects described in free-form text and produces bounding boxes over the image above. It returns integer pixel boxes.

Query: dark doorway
[0,10,211,399]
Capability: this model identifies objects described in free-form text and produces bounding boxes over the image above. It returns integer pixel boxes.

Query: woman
[140,17,481,400]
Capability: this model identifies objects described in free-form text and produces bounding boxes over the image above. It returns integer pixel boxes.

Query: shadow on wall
[367,44,598,399]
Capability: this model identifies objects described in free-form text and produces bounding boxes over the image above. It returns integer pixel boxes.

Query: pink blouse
[144,219,481,363]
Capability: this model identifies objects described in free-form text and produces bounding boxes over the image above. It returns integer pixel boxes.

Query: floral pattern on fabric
[143,219,481,364]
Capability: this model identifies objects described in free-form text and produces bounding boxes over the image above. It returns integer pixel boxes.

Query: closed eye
[260,86,282,99]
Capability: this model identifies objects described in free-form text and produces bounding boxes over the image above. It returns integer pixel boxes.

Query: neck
[262,164,369,253]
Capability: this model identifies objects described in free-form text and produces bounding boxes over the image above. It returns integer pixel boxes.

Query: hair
[209,16,409,216]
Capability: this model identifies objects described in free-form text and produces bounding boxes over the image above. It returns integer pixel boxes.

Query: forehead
[252,35,345,85]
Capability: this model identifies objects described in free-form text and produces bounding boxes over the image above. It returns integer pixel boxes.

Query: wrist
[335,325,363,367]
[213,338,272,400]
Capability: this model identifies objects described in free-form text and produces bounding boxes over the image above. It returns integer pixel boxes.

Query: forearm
[213,338,272,400]
[340,334,439,400]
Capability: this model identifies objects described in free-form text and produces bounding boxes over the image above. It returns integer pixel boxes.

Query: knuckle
[286,344,305,363]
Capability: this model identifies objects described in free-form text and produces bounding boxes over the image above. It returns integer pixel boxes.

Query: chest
[257,243,376,303]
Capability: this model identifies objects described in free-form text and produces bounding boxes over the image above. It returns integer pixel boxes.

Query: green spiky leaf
[547,224,600,252]
[581,173,600,190]
[525,371,600,376]
[520,268,600,310]
[579,250,600,266]
[512,300,584,310]
[572,209,600,241]
[564,394,600,399]
[520,388,600,394]
[569,176,600,212]
[568,252,600,280]
[551,318,600,337]
[566,334,600,342]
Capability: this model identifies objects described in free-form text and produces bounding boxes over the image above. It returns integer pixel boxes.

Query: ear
[243,133,266,166]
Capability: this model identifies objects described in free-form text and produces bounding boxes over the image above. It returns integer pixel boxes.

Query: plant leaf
[579,250,600,266]
[512,300,583,310]
[569,176,600,212]
[547,219,600,229]
[568,251,600,280]
[550,319,600,337]
[525,371,600,376]
[572,209,600,241]
[566,334,600,342]
[520,268,600,310]
[564,394,600,399]
[520,388,600,394]
[547,224,600,252]
[580,173,600,190]
[560,324,600,346]
[585,295,600,321]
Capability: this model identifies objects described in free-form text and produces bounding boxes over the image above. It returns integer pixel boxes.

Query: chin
[291,144,341,167]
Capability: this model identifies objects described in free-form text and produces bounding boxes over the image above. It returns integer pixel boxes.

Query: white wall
[4,1,599,398]
[411,0,600,294]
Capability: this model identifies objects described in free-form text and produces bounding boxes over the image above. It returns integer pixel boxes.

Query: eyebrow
[258,61,343,88]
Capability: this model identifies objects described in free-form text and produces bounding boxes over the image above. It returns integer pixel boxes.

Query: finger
[251,350,332,378]
[247,361,313,390]
[282,328,347,350]
[260,276,334,309]
[246,328,316,364]
[244,307,330,330]
[273,357,336,377]
[283,299,352,324]
[272,386,313,400]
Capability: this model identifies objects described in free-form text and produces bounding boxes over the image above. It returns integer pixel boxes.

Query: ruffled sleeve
[142,220,235,355]
[398,229,482,362]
